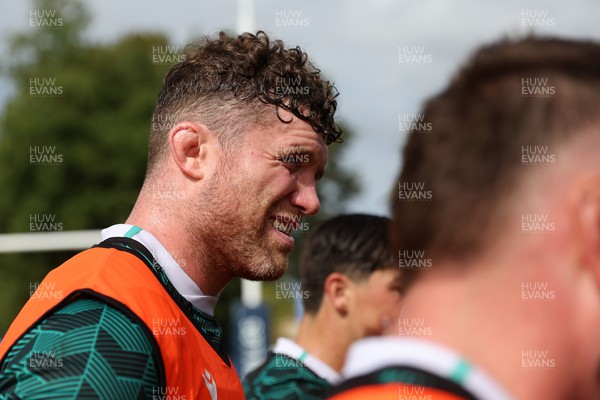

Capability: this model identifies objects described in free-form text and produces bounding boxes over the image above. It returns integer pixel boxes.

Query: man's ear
[168,122,219,180]
[323,272,353,316]
[576,175,600,289]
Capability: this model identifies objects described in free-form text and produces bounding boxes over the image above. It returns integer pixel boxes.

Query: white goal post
[0,230,102,253]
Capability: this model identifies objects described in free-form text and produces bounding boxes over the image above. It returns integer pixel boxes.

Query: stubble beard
[192,166,289,283]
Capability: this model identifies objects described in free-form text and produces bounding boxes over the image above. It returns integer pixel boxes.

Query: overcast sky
[1,0,599,216]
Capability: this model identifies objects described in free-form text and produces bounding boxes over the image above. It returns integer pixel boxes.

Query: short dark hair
[147,31,342,177]
[300,214,396,314]
[391,36,600,287]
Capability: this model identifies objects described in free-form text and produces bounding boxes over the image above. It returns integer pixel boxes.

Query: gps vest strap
[93,236,230,365]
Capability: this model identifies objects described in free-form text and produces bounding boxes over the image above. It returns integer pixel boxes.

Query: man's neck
[398,265,571,399]
[295,312,352,372]
[125,196,230,296]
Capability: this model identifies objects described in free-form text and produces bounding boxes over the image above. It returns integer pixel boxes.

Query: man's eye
[278,153,310,166]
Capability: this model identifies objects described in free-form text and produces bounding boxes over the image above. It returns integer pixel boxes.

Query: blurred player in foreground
[330,37,600,400]
[0,31,341,399]
[244,214,403,399]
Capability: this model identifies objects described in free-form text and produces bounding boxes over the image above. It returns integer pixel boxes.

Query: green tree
[0,0,360,348]
[0,0,172,331]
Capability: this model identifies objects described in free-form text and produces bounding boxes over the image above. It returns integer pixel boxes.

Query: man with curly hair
[0,31,341,399]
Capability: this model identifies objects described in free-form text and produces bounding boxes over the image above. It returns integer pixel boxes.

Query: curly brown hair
[147,31,341,176]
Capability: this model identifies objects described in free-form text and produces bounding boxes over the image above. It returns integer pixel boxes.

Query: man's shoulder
[243,351,330,400]
[329,365,475,400]
[245,351,328,385]
[334,337,481,400]
[0,296,162,399]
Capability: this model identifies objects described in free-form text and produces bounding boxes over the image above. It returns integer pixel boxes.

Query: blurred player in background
[243,214,403,399]
[330,37,600,400]
[0,31,341,399]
